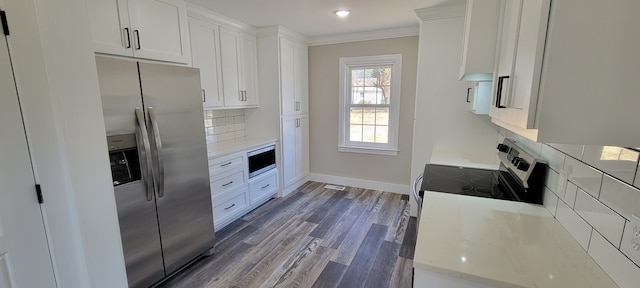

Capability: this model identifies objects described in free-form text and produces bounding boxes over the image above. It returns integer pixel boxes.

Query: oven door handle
[412,173,424,205]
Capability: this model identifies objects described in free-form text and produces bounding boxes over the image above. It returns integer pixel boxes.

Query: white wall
[4,0,127,287]
[307,37,419,189]
[409,4,499,216]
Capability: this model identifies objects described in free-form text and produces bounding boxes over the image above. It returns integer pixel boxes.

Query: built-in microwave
[247,145,276,178]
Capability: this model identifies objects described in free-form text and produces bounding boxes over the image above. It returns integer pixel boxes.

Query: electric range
[412,139,548,220]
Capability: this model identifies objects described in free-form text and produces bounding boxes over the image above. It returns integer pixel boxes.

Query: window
[338,54,402,155]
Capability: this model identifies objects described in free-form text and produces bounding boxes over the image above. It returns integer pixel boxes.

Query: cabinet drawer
[249,169,278,205]
[209,153,245,176]
[211,170,246,198]
[212,187,248,226]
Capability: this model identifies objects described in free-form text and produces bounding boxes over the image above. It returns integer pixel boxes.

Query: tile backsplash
[499,128,640,287]
[204,109,245,143]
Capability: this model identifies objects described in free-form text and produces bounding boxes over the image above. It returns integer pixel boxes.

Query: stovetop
[420,164,515,201]
[417,139,548,204]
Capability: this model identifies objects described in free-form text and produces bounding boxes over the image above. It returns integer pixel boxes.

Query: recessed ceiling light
[335,10,351,17]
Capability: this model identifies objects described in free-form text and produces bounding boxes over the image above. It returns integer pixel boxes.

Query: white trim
[186,3,257,34]
[257,26,310,44]
[338,145,399,156]
[308,173,410,195]
[309,26,419,46]
[281,174,310,197]
[338,54,402,153]
[414,4,466,22]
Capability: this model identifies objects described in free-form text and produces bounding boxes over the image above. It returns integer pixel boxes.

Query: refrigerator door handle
[135,108,155,201]
[148,107,165,198]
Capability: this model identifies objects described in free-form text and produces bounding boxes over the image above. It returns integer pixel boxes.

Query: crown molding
[414,4,465,22]
[186,3,257,33]
[257,26,310,44]
[309,26,420,46]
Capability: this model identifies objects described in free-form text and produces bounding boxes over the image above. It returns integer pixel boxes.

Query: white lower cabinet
[282,114,309,192]
[210,168,245,199]
[212,186,249,230]
[249,169,278,205]
[209,143,278,231]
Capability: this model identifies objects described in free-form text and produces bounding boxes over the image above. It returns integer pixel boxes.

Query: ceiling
[187,0,465,39]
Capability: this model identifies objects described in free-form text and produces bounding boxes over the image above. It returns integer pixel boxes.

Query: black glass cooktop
[420,164,515,201]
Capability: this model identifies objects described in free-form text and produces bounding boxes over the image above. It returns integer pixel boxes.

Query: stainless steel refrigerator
[96,56,215,288]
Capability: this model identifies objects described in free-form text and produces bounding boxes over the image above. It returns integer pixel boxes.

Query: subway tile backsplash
[498,128,640,287]
[203,109,245,143]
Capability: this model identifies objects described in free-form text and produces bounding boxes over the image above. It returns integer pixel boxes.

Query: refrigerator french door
[96,56,215,288]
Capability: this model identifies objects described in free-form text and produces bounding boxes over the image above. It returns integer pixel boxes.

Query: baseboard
[308,173,410,195]
[281,175,310,197]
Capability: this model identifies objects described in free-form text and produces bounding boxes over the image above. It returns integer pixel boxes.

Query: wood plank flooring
[158,181,417,288]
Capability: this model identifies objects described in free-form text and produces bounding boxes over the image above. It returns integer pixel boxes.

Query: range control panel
[496,139,547,188]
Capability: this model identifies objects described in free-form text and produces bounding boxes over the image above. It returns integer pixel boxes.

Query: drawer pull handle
[222,181,233,187]
[261,184,270,189]
[224,203,235,210]
[220,161,233,167]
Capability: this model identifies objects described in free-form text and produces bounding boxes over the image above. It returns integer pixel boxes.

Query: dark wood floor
[158,181,417,288]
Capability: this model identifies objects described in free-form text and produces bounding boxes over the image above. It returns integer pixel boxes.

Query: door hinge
[35,184,44,204]
[0,10,9,36]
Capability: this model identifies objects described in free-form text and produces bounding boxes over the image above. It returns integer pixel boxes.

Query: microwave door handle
[135,108,154,201]
[147,107,165,198]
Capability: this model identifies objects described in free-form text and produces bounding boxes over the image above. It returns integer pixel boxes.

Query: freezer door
[95,56,166,288]
[139,62,215,274]
[113,182,165,288]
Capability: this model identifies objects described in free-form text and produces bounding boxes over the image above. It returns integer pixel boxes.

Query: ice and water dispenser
[107,134,141,186]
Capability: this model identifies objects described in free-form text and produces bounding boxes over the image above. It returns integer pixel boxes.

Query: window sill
[338,145,398,156]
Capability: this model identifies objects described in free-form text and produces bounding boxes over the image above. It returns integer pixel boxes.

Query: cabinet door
[280,37,296,116]
[127,0,190,64]
[294,43,309,114]
[296,114,309,178]
[189,18,223,108]
[219,26,243,107]
[508,0,550,128]
[491,0,550,129]
[281,116,297,188]
[491,0,521,118]
[459,0,500,81]
[240,34,259,106]
[87,0,133,56]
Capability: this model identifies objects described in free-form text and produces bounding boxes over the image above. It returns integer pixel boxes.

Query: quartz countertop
[206,137,277,159]
[414,191,617,288]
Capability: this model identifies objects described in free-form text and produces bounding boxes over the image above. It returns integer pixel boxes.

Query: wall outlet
[625,214,640,264]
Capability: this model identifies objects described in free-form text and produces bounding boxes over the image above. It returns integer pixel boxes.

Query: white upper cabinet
[187,4,259,110]
[459,0,501,81]
[218,26,259,108]
[280,37,309,116]
[490,0,549,133]
[467,81,492,115]
[88,0,190,64]
[240,34,259,107]
[219,26,243,106]
[535,0,640,147]
[293,42,309,115]
[489,0,640,147]
[188,18,223,108]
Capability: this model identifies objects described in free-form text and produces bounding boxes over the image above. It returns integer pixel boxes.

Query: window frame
[338,54,402,156]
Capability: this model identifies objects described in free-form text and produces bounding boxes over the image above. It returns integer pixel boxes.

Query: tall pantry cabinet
[246,26,309,196]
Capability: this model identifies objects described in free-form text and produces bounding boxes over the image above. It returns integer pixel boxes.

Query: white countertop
[414,192,617,288]
[206,137,277,158]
